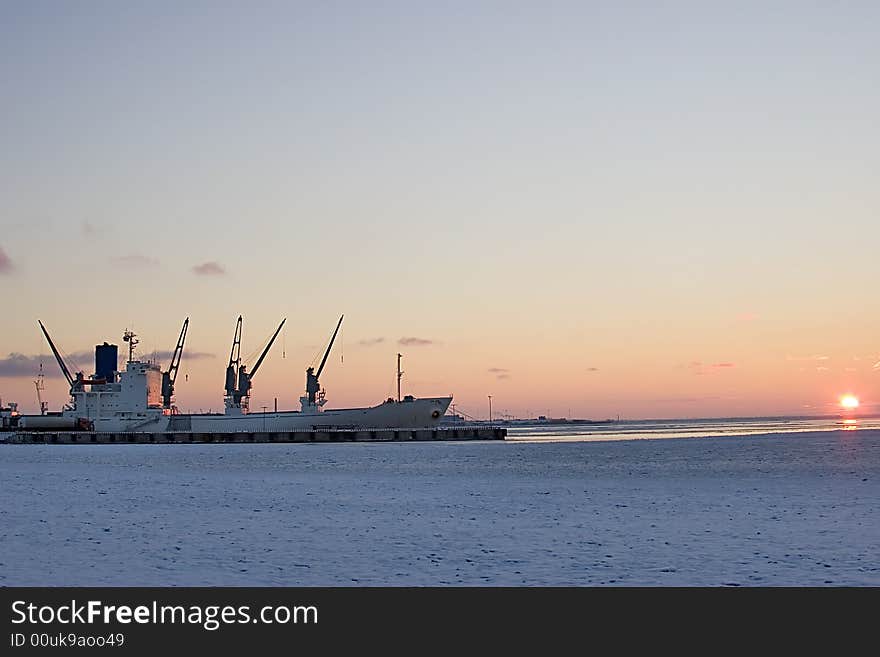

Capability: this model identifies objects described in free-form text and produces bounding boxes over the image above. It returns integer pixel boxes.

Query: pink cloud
[192,261,226,276]
[398,337,435,346]
[687,360,735,375]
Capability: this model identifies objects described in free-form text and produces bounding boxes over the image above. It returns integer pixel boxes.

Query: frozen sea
[1,418,878,586]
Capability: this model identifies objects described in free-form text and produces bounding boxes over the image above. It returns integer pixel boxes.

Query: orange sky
[1,4,878,418]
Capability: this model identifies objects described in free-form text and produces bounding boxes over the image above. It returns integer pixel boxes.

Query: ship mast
[397,353,403,402]
[123,329,139,363]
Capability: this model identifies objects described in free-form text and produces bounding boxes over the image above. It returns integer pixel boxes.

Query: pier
[1,426,506,445]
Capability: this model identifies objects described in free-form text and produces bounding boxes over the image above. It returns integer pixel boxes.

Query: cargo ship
[4,316,451,433]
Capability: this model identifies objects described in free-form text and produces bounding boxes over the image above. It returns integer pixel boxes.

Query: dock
[1,426,506,445]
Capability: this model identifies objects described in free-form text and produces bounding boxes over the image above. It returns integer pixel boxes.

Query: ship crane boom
[249,318,286,379]
[225,316,242,398]
[317,315,344,380]
[161,317,189,409]
[37,320,74,387]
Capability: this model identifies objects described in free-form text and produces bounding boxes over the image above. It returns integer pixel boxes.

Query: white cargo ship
[12,317,451,433]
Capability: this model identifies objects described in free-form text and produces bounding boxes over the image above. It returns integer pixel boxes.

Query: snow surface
[1,429,877,586]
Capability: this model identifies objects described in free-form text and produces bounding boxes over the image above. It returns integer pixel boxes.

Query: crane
[37,320,75,389]
[34,362,47,415]
[235,318,286,406]
[224,316,286,412]
[305,314,344,405]
[225,315,243,400]
[161,317,189,410]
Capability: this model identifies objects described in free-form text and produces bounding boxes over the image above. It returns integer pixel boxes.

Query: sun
[839,395,860,410]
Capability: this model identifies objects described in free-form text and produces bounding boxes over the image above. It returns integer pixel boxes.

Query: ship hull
[79,397,452,433]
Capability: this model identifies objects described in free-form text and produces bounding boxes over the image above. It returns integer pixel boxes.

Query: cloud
[82,221,96,236]
[0,348,108,378]
[358,337,385,347]
[398,337,435,346]
[0,347,215,378]
[487,368,508,374]
[496,374,510,380]
[687,360,734,375]
[0,351,94,378]
[586,367,599,372]
[736,312,758,322]
[0,246,12,273]
[786,355,830,362]
[66,350,95,363]
[192,261,226,276]
[112,254,159,268]
[0,353,67,378]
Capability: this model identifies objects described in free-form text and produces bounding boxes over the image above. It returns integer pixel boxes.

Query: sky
[1,1,878,419]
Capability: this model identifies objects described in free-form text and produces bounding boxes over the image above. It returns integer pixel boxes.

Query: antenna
[397,353,403,402]
[123,329,138,362]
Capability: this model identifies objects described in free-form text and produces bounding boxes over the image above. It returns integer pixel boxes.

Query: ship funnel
[95,342,118,383]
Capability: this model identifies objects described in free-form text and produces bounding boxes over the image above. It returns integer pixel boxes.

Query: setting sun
[839,395,860,410]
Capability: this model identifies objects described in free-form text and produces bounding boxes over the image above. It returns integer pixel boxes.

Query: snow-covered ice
[1,429,877,585]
